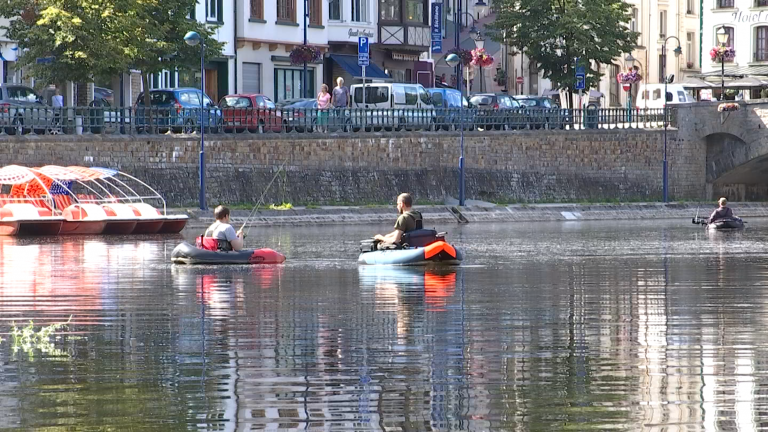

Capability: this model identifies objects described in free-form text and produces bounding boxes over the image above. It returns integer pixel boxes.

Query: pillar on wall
[65,81,75,106]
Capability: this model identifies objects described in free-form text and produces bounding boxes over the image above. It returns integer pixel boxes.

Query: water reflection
[2,222,768,429]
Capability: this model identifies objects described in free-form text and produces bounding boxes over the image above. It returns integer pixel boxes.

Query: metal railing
[0,106,673,137]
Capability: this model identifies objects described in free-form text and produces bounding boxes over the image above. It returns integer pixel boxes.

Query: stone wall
[0,129,705,206]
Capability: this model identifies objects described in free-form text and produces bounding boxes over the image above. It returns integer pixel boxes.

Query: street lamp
[474,32,485,92]
[454,0,489,95]
[184,30,206,210]
[303,0,308,98]
[661,36,682,204]
[717,26,729,101]
[446,53,466,206]
[624,53,636,121]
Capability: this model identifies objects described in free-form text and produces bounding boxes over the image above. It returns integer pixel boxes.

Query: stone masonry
[0,129,703,206]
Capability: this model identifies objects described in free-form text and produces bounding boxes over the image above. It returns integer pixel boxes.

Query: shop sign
[731,11,768,23]
[348,28,375,39]
[391,52,420,61]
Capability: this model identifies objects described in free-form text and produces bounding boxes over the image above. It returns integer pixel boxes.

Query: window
[658,54,665,83]
[429,91,444,106]
[242,63,262,94]
[274,68,314,102]
[309,0,322,25]
[659,10,667,39]
[380,0,400,21]
[687,32,695,65]
[757,27,768,61]
[251,0,263,20]
[718,0,734,7]
[277,0,296,22]
[6,86,38,102]
[405,0,426,23]
[329,0,340,20]
[653,89,661,100]
[609,64,619,106]
[630,8,638,32]
[150,70,178,89]
[687,0,695,14]
[759,0,768,6]
[207,0,221,21]
[404,86,418,104]
[352,0,369,22]
[418,86,430,104]
[220,97,252,108]
[677,91,687,102]
[354,86,389,104]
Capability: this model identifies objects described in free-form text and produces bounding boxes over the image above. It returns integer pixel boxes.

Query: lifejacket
[403,210,423,231]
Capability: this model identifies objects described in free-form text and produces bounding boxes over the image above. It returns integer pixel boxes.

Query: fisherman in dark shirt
[374,193,422,247]
[708,197,734,224]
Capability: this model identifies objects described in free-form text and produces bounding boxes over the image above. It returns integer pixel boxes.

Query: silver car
[0,85,55,134]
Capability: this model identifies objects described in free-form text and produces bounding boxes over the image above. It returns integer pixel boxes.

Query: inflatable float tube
[171,242,286,265]
[708,217,745,230]
[358,240,463,266]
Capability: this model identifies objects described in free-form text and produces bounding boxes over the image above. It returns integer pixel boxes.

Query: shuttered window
[242,63,262,94]
[277,0,296,22]
[309,0,322,25]
[250,0,263,20]
[757,27,768,61]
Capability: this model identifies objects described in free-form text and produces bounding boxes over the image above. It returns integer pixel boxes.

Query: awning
[725,76,768,88]
[694,65,768,78]
[678,77,714,88]
[329,54,390,79]
[542,89,560,96]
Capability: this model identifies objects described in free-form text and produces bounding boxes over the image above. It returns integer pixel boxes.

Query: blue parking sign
[358,37,369,55]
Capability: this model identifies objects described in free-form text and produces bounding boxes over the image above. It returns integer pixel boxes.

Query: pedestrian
[331,77,350,131]
[317,84,331,133]
[440,73,447,84]
[51,88,64,133]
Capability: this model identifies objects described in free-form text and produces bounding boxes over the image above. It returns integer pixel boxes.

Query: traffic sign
[516,76,524,85]
[575,73,585,90]
[358,37,369,54]
[36,56,55,64]
[358,54,369,66]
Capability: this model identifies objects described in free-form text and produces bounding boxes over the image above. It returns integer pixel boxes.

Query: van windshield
[354,86,389,104]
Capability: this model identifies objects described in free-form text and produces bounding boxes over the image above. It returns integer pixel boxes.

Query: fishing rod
[239,160,288,235]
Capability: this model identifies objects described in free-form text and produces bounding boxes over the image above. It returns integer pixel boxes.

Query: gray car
[0,85,55,134]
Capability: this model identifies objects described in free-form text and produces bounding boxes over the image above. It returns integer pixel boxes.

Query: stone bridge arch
[676,101,768,200]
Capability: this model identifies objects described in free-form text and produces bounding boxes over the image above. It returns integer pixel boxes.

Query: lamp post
[303,0,308,98]
[454,0,488,94]
[184,31,206,210]
[625,53,635,122]
[446,53,465,206]
[661,36,682,204]
[717,26,729,101]
[475,33,485,92]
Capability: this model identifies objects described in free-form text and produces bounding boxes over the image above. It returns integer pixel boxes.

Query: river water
[2,219,768,431]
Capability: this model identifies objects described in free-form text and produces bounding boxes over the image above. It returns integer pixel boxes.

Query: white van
[635,84,694,109]
[349,83,435,130]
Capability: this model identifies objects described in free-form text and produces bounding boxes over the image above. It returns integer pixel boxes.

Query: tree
[0,0,223,106]
[487,0,638,108]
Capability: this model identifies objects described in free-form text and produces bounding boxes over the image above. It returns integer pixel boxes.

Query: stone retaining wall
[0,129,704,206]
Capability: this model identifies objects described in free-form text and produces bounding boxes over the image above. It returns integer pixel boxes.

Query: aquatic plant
[10,315,72,359]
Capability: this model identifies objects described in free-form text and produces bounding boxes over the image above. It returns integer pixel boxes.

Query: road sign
[576,65,585,75]
[516,76,524,85]
[358,37,369,54]
[358,36,369,66]
[36,56,55,64]
[575,73,585,90]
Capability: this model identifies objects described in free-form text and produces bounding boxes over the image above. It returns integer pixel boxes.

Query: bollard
[75,115,83,135]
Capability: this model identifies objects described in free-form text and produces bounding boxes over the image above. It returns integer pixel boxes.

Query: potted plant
[471,48,494,68]
[617,67,642,84]
[710,45,736,62]
[447,47,473,66]
[686,61,695,69]
[718,102,739,112]
[289,45,323,65]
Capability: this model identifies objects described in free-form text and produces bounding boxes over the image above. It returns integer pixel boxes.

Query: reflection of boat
[358,230,463,266]
[170,242,286,265]
[0,165,188,236]
[358,266,458,311]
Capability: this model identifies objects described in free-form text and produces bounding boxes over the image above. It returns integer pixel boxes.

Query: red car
[219,94,283,133]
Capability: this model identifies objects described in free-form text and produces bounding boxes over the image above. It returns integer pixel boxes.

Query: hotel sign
[731,11,768,23]
[348,28,374,38]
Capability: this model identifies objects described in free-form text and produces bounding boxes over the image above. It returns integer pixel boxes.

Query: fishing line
[240,160,288,236]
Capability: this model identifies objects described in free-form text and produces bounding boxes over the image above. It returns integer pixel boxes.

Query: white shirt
[205,221,237,242]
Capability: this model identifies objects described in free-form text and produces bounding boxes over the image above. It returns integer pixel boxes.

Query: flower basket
[718,102,739,112]
[710,46,735,62]
[289,45,323,65]
[448,47,473,66]
[617,68,642,84]
[471,48,494,68]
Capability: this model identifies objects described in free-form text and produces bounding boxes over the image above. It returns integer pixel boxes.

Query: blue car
[134,88,222,133]
[426,88,474,131]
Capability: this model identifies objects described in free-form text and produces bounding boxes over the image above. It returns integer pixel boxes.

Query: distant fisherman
[708,197,734,224]
[204,205,245,251]
[374,193,422,248]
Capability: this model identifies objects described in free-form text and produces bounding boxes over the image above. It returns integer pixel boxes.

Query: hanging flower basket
[718,102,739,112]
[617,68,642,84]
[289,45,323,65]
[448,47,473,66]
[471,48,494,68]
[710,46,735,62]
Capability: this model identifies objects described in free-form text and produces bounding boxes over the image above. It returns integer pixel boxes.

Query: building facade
[374,0,435,87]
[235,0,328,103]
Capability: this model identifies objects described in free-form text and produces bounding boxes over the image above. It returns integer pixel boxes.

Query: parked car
[426,88,475,131]
[0,84,55,135]
[219,94,282,133]
[349,83,435,131]
[275,98,310,109]
[514,95,564,129]
[94,86,115,105]
[134,88,221,133]
[468,93,526,130]
[635,84,694,109]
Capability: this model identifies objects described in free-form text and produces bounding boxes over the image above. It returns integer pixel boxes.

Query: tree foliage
[0,0,223,98]
[487,0,638,107]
